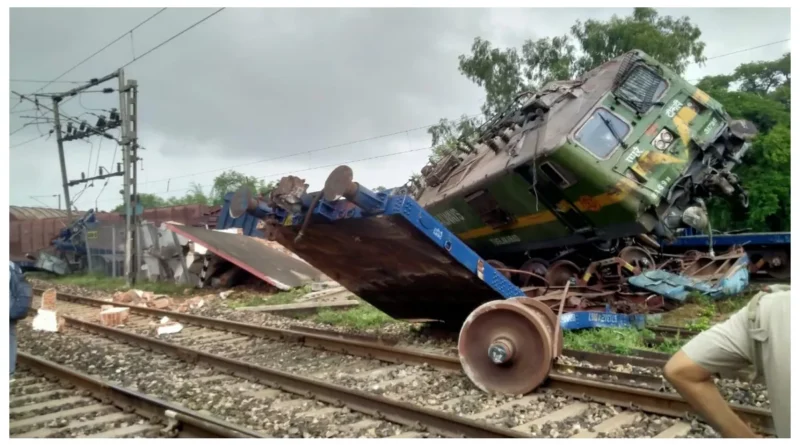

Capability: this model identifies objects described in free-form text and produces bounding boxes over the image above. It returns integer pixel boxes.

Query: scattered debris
[149,295,172,310]
[99,307,130,327]
[219,290,234,299]
[31,309,61,332]
[156,316,184,335]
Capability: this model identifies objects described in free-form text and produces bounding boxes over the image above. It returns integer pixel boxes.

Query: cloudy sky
[9,7,791,212]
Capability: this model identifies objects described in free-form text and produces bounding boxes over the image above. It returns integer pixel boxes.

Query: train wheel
[765,251,790,280]
[545,260,581,286]
[458,298,558,395]
[487,260,511,280]
[519,258,549,287]
[618,246,655,273]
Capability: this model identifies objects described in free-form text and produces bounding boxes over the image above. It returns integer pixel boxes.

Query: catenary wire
[10,8,167,112]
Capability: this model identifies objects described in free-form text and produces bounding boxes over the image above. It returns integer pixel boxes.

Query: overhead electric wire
[10,134,48,148]
[98,144,434,205]
[10,8,167,112]
[140,113,482,186]
[702,38,790,62]
[119,8,225,70]
[57,8,224,111]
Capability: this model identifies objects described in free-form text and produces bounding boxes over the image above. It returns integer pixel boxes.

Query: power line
[702,38,790,62]
[99,144,434,205]
[119,8,225,70]
[57,8,224,111]
[10,8,167,112]
[10,79,86,84]
[140,113,482,186]
[10,133,48,148]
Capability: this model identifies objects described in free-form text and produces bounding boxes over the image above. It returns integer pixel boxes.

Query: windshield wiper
[598,112,628,149]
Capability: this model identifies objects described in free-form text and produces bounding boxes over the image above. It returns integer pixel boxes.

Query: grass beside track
[26,272,194,295]
[565,285,762,356]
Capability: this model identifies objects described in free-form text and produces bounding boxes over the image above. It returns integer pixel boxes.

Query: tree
[699,53,791,232]
[112,193,166,213]
[209,171,277,206]
[426,115,482,163]
[110,172,279,212]
[456,8,707,116]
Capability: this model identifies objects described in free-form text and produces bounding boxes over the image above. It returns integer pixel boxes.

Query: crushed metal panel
[271,214,505,323]
[165,223,323,290]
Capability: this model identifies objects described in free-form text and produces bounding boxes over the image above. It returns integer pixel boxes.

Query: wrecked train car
[408,49,756,282]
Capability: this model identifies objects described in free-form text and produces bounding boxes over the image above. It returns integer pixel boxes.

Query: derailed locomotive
[227,49,756,395]
[412,49,756,285]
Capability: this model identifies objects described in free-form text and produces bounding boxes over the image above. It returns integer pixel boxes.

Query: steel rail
[54,314,529,439]
[16,352,265,438]
[31,288,462,371]
[34,288,773,434]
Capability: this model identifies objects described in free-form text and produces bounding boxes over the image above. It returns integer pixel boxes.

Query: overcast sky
[8,7,791,212]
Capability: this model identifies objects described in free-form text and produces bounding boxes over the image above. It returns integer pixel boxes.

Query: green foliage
[312,303,398,330]
[34,272,193,295]
[112,172,278,212]
[570,7,706,75]
[426,115,482,163]
[210,171,277,206]
[455,8,706,116]
[698,53,791,232]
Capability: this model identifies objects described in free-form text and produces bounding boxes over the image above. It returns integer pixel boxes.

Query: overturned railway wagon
[226,49,755,395]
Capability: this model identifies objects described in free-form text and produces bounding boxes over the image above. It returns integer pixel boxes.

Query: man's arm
[663,305,757,438]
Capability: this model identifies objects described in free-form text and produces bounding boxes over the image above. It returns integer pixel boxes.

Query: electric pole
[118,70,140,286]
[52,99,72,221]
[12,68,141,286]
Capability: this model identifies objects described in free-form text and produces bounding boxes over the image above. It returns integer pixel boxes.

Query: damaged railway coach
[412,49,756,276]
[223,48,756,312]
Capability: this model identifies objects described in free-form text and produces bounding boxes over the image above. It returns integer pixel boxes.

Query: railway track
[22,287,774,438]
[10,353,264,438]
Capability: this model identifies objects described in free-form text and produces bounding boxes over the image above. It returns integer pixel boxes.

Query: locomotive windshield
[575,109,629,158]
[617,65,668,113]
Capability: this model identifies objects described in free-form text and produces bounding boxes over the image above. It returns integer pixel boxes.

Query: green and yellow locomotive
[413,49,756,283]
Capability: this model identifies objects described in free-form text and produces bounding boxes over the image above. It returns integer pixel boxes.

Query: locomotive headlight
[652,129,674,150]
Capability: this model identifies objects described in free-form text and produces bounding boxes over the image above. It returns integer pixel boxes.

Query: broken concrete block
[40,288,58,311]
[113,290,141,305]
[100,307,130,327]
[32,309,60,332]
[148,296,172,310]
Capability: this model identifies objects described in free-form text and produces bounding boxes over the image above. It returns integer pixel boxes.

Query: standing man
[663,284,790,438]
[9,261,32,377]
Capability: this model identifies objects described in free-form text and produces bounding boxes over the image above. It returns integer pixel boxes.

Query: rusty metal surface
[166,223,323,290]
[271,214,502,322]
[458,298,557,395]
[9,206,74,221]
[17,352,263,438]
